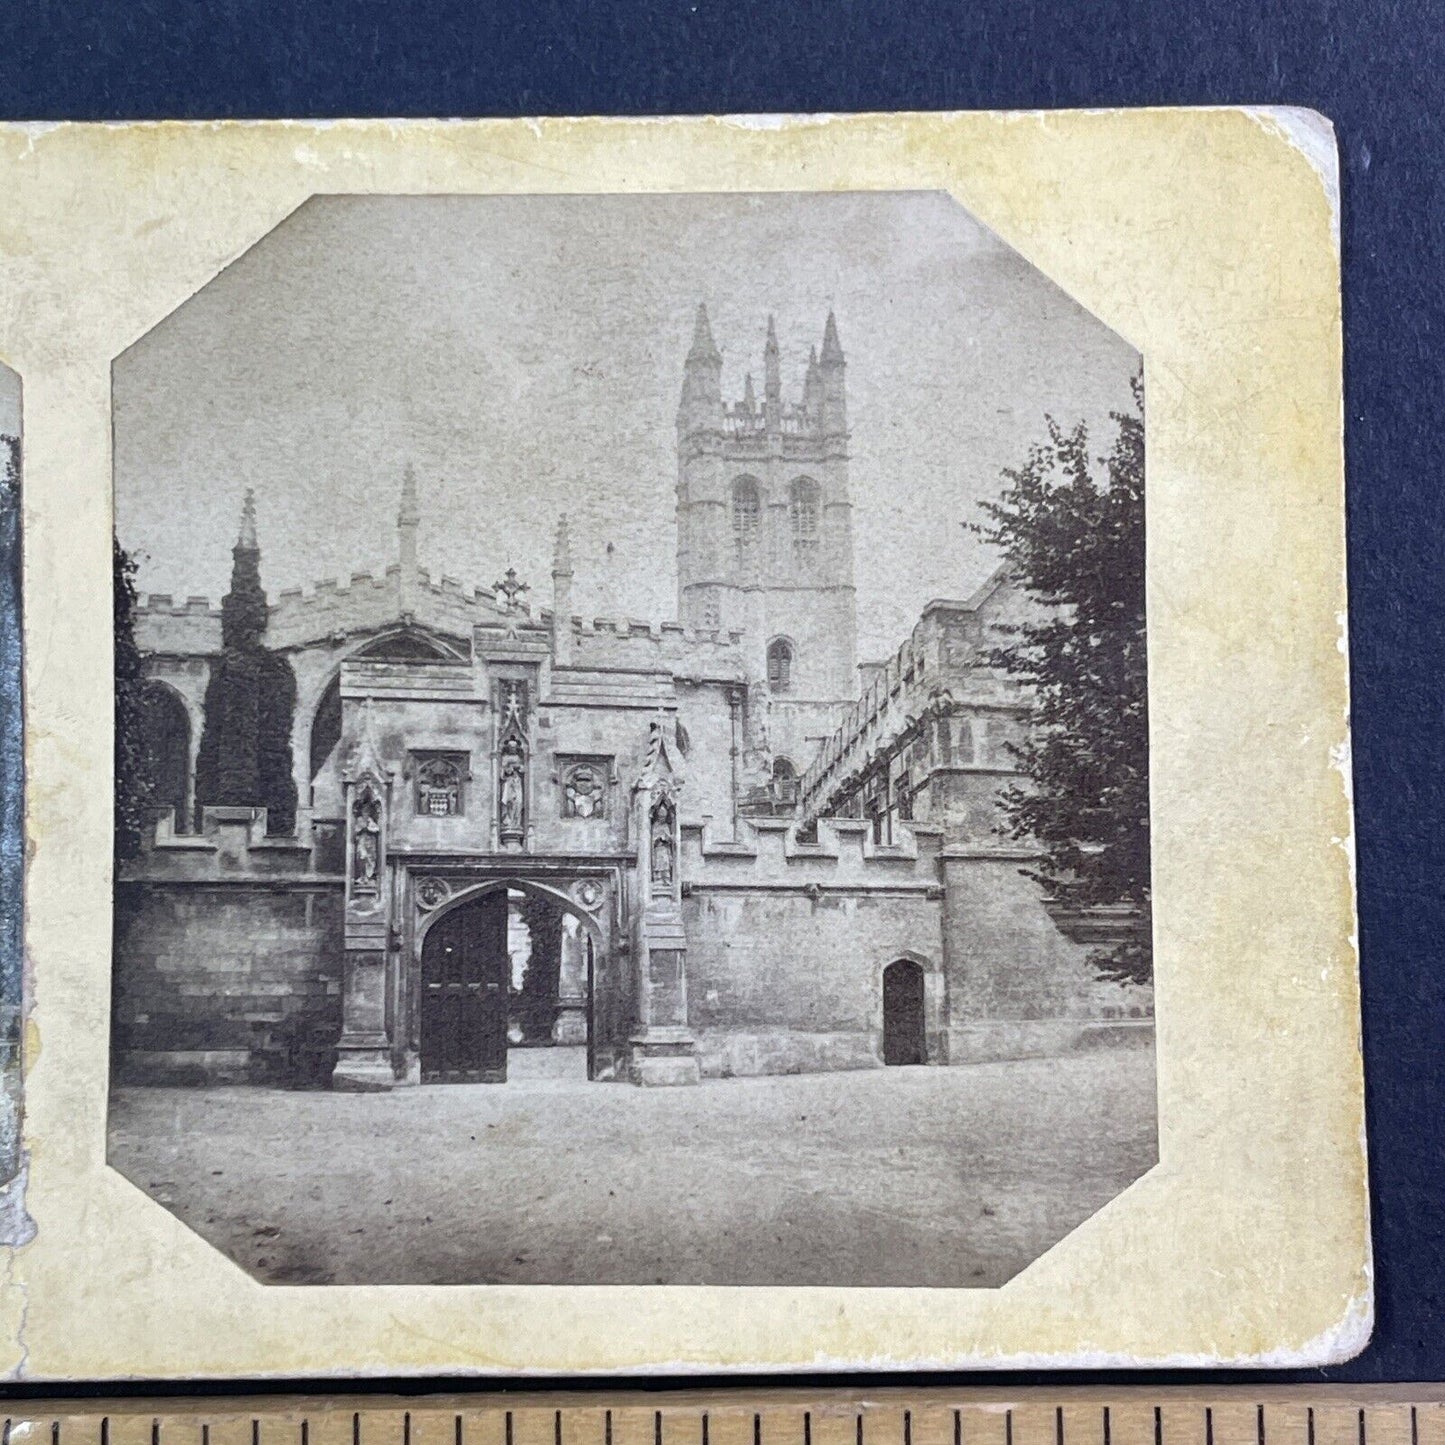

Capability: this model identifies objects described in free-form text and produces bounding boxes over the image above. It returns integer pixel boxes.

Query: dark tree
[194,493,297,835]
[113,534,153,864]
[974,375,1151,985]
[255,650,298,835]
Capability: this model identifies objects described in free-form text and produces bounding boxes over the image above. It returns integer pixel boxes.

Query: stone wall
[680,815,1153,1077]
[940,851,1154,1063]
[112,881,343,1087]
[685,888,945,1076]
[681,817,946,1076]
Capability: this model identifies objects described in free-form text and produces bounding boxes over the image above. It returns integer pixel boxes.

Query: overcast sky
[114,192,1138,661]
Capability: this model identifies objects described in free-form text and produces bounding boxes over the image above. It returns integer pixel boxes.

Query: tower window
[771,755,799,805]
[767,638,794,694]
[790,477,820,559]
[732,478,761,560]
[896,770,914,822]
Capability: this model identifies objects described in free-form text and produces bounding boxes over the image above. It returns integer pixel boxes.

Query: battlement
[135,597,223,655]
[124,805,334,885]
[562,613,748,676]
[136,562,508,657]
[681,816,944,895]
[266,566,501,649]
[138,594,221,617]
[269,565,498,614]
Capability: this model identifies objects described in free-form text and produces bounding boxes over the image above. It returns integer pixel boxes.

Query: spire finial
[398,463,419,526]
[686,302,721,366]
[236,488,258,550]
[743,372,756,411]
[821,310,844,364]
[553,513,573,577]
[764,314,781,409]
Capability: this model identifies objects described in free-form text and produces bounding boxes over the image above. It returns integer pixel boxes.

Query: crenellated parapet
[682,815,944,897]
[268,565,502,650]
[135,564,508,658]
[123,804,333,883]
[134,595,223,655]
[560,615,749,680]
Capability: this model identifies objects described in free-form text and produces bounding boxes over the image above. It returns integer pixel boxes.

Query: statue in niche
[650,795,676,891]
[499,739,526,838]
[352,787,381,890]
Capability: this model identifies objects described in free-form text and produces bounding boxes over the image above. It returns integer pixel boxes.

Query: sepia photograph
[108,190,1155,1288]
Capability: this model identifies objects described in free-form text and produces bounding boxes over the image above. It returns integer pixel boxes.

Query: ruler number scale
[9,1394,1445,1445]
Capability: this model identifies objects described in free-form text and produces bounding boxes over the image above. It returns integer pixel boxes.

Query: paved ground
[107,1045,1157,1287]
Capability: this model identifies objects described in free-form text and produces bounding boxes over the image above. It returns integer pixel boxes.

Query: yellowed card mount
[0,109,1360,1377]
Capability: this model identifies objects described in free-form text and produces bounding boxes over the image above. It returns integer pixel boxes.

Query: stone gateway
[114,309,1153,1091]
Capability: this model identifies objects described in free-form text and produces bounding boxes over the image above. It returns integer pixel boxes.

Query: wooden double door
[421,892,510,1083]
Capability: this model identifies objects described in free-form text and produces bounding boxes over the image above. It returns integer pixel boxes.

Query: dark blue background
[0,0,1439,1391]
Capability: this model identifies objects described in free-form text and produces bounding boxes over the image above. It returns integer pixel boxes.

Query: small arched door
[882,959,927,1066]
[421,892,510,1083]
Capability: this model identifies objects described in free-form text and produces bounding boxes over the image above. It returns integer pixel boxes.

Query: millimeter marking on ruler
[5,1390,1445,1445]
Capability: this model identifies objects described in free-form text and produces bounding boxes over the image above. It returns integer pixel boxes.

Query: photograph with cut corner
[108,191,1154,1287]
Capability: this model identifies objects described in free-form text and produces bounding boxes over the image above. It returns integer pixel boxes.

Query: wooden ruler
[4,1390,1444,1445]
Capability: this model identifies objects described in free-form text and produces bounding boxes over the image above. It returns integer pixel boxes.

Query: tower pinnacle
[397,463,419,528]
[679,302,724,435]
[686,303,721,366]
[236,488,258,551]
[764,314,782,429]
[818,311,847,437]
[396,464,420,580]
[552,512,573,578]
[804,345,822,417]
[551,513,575,664]
[821,310,844,365]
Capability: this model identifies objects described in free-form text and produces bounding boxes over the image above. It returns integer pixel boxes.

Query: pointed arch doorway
[882,958,927,1066]
[417,880,605,1084]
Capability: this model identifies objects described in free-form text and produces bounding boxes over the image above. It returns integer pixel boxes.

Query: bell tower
[675,307,859,771]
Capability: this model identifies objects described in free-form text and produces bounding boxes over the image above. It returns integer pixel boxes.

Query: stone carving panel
[560,756,609,819]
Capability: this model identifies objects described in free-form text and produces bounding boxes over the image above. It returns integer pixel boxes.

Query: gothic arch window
[140,682,191,831]
[789,477,820,559]
[767,637,794,694]
[310,676,342,781]
[732,477,761,561]
[771,755,798,805]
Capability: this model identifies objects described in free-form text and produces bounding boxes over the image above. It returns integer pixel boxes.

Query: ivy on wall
[113,534,153,864]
